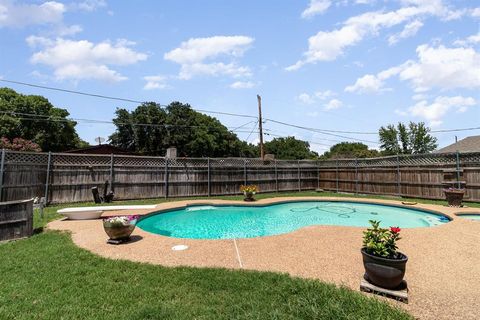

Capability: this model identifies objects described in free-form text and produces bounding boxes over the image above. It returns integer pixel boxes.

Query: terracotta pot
[361,248,408,289]
[243,191,255,202]
[103,221,136,240]
[444,189,465,207]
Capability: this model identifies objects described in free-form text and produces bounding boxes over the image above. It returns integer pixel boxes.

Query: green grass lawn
[0,192,426,319]
[0,231,412,320]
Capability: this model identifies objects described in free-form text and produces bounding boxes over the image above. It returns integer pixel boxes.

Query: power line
[0,111,254,132]
[245,120,259,142]
[3,79,480,136]
[0,79,257,119]
[265,119,379,144]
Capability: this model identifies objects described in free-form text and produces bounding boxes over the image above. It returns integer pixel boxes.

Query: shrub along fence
[0,150,478,204]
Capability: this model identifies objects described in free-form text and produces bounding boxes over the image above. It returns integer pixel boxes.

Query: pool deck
[48,196,480,320]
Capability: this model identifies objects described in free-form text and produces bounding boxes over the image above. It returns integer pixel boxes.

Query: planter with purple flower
[444,187,465,207]
[103,215,139,241]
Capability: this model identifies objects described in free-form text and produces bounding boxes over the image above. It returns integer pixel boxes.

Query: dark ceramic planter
[103,222,135,240]
[444,189,465,207]
[243,191,255,202]
[361,248,408,289]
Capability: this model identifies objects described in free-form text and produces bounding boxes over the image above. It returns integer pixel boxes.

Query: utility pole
[257,94,265,159]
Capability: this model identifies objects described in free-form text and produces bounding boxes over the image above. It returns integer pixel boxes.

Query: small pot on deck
[103,216,138,240]
[243,191,255,202]
[361,248,408,289]
[444,189,465,207]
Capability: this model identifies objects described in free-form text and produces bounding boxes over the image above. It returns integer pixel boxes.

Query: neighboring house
[435,135,480,153]
[65,144,133,155]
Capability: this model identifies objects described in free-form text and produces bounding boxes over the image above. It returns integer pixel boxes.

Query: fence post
[207,158,211,197]
[335,159,339,193]
[396,155,401,196]
[317,160,320,190]
[298,160,301,192]
[355,158,358,194]
[109,153,114,192]
[456,151,461,189]
[0,149,5,202]
[44,152,52,204]
[164,158,169,198]
[243,159,247,185]
[274,159,278,192]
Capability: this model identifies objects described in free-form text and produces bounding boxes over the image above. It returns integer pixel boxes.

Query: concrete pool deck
[48,196,480,320]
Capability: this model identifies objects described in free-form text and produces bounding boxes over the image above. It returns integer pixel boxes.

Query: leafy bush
[362,220,402,258]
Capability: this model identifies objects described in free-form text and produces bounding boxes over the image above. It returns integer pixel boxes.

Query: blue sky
[0,0,479,153]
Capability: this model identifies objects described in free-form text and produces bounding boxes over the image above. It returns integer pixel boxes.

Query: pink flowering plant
[363,220,402,259]
[0,137,41,152]
[103,215,139,228]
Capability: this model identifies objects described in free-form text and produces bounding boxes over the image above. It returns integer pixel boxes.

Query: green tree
[0,87,87,152]
[263,136,318,160]
[379,122,437,155]
[321,142,380,159]
[109,101,257,157]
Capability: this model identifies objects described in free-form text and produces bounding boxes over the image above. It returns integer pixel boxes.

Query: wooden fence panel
[0,151,479,204]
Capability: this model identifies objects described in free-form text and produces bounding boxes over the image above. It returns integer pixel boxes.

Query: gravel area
[48,197,480,320]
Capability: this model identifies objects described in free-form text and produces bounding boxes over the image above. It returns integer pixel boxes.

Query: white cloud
[164,35,254,80]
[399,44,480,92]
[301,0,331,19]
[297,90,335,104]
[453,32,480,47]
[0,0,65,28]
[345,64,404,93]
[388,20,423,45]
[287,0,462,69]
[75,0,107,11]
[406,96,476,126]
[29,38,147,82]
[298,93,315,104]
[472,7,480,18]
[347,44,480,93]
[324,98,343,110]
[230,81,256,89]
[143,75,168,90]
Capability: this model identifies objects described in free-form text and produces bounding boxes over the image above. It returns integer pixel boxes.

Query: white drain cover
[172,245,189,251]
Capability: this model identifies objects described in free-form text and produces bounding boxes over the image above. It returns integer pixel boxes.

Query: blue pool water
[137,201,450,239]
[457,214,480,221]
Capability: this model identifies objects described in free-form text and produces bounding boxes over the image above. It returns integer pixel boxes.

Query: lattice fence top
[4,151,49,164]
[2,150,479,168]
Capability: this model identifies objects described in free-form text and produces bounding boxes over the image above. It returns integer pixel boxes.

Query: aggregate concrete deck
[48,197,480,320]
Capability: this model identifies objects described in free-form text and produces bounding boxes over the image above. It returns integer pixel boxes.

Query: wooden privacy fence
[0,150,479,204]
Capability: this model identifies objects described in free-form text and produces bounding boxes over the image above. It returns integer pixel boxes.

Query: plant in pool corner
[361,220,407,289]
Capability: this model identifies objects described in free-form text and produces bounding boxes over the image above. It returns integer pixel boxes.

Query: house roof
[435,135,480,153]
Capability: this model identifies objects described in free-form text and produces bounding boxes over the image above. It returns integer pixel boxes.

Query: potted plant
[443,187,465,207]
[103,215,139,241]
[240,185,258,201]
[361,220,407,289]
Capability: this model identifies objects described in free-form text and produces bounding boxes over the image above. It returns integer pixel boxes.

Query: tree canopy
[0,87,87,152]
[320,142,380,159]
[264,136,318,160]
[109,102,257,157]
[379,122,437,155]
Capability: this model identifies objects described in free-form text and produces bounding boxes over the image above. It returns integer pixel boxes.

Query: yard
[0,192,422,320]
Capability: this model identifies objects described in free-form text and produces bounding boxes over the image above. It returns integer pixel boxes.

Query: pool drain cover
[172,245,189,251]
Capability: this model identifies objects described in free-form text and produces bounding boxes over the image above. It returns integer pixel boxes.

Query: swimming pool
[137,201,450,239]
[457,214,480,221]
